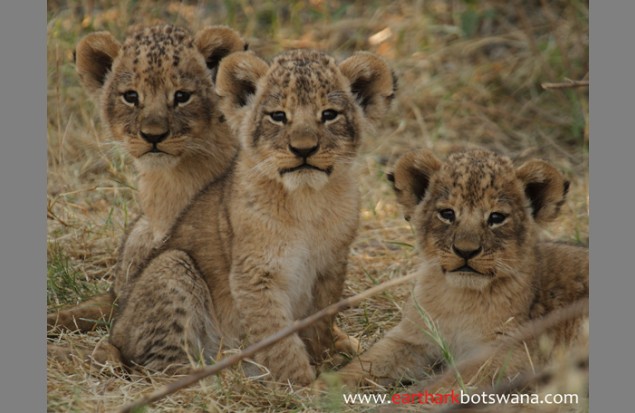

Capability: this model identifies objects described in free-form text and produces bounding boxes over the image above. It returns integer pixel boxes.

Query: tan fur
[108,50,395,385]
[47,24,246,332]
[337,149,588,389]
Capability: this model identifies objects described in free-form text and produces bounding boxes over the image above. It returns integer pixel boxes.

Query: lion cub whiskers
[47,24,246,338]
[334,149,588,390]
[108,49,396,386]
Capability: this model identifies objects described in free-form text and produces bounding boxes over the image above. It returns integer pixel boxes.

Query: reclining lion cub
[107,49,395,385]
[336,149,588,389]
[47,24,246,333]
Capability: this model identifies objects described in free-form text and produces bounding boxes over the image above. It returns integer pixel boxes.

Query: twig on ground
[118,272,418,413]
[541,80,589,90]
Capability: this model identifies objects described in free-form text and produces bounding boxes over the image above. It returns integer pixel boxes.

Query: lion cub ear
[215,51,269,131]
[515,160,570,225]
[388,149,442,221]
[338,52,396,123]
[75,32,121,97]
[194,26,247,82]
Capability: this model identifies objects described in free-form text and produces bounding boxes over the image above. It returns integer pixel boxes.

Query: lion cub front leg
[301,259,358,369]
[110,250,220,373]
[47,291,114,333]
[338,321,435,388]
[230,259,315,386]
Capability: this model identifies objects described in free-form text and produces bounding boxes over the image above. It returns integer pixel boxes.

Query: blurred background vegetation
[48,0,589,154]
[47,1,588,411]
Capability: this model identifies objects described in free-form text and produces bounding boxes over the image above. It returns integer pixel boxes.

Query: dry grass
[47,1,588,411]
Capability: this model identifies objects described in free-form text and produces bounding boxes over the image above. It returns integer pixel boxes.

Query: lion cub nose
[452,245,482,260]
[140,130,169,144]
[288,144,319,159]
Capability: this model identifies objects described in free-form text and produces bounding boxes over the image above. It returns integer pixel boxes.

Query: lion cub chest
[279,231,334,318]
[279,226,336,317]
[240,190,357,319]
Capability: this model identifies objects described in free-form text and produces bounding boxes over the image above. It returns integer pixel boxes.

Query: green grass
[47,242,102,308]
[413,297,466,391]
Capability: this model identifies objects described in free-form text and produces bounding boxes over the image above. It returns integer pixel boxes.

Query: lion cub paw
[333,325,360,356]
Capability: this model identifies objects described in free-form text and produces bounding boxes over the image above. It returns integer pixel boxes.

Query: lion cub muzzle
[278,132,333,189]
[281,123,332,176]
[134,99,172,152]
[288,142,319,159]
[280,143,332,176]
[449,230,484,273]
[444,233,494,289]
[451,245,483,271]
[139,113,170,153]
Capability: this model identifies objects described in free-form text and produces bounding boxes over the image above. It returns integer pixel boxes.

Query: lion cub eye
[438,209,456,223]
[488,212,507,226]
[122,90,139,105]
[174,91,191,105]
[269,111,287,124]
[321,109,339,122]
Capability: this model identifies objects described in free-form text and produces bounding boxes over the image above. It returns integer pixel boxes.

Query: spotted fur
[337,149,588,389]
[47,24,246,333]
[108,50,396,385]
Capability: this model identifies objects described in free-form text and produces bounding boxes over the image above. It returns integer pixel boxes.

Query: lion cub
[108,49,396,385]
[47,25,246,332]
[336,149,588,388]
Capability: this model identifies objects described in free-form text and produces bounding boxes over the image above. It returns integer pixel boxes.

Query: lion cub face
[216,49,395,191]
[389,149,569,290]
[75,25,245,168]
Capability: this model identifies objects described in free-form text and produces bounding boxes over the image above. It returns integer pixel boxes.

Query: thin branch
[412,298,588,412]
[541,80,589,90]
[118,272,418,413]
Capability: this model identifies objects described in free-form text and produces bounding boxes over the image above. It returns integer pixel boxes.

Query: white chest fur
[278,185,358,319]
[279,223,340,318]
